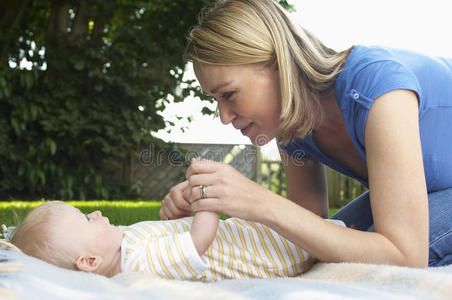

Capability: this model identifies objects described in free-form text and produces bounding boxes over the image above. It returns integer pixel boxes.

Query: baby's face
[53,204,123,258]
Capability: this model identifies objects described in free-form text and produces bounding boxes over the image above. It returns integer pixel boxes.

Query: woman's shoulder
[348,45,393,61]
[342,45,448,80]
[336,45,423,106]
[343,45,407,76]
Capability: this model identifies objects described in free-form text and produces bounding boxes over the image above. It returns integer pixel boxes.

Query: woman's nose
[218,103,236,125]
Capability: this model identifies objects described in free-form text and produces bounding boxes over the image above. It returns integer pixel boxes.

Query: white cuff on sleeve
[326,219,346,227]
[177,232,209,274]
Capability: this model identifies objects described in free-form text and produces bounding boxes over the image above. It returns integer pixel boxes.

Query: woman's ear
[75,255,103,273]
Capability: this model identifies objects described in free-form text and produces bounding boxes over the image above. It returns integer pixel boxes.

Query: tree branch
[47,3,71,35]
[68,2,90,43]
[56,4,71,34]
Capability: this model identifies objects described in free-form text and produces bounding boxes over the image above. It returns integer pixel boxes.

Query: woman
[160,0,452,267]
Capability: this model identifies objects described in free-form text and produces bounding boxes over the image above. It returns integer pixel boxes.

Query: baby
[9,201,344,281]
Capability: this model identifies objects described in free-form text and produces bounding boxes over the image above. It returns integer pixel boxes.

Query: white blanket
[1,247,452,300]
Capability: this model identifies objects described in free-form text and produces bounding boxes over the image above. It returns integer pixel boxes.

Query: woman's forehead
[194,63,227,93]
[194,63,253,93]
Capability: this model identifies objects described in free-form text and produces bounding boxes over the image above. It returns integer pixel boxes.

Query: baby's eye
[85,214,90,221]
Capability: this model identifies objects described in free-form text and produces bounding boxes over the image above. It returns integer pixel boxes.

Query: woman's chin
[250,133,273,146]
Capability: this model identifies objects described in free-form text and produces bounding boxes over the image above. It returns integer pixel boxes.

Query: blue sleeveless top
[279,45,452,192]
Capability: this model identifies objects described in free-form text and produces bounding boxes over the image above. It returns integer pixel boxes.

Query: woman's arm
[281,150,328,218]
[364,89,428,266]
[188,90,428,267]
[263,89,429,267]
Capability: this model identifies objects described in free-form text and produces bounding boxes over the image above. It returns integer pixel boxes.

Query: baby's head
[10,201,123,276]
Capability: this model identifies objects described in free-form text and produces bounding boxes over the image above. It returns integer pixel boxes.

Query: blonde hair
[185,0,353,142]
[10,201,77,270]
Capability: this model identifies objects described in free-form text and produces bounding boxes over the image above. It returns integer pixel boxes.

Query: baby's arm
[190,211,219,256]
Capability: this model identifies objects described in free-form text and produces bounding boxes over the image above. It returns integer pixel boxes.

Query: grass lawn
[329,207,340,217]
[0,201,161,227]
[0,201,342,227]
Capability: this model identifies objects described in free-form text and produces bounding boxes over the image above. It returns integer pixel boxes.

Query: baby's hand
[160,180,192,220]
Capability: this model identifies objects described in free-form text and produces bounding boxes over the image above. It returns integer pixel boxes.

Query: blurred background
[1,0,451,210]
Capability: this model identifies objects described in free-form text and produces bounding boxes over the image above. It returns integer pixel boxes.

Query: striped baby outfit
[120,217,343,282]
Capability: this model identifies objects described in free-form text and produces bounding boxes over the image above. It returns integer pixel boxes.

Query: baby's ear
[75,255,103,273]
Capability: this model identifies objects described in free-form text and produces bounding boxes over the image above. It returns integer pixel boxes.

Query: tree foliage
[0,0,292,200]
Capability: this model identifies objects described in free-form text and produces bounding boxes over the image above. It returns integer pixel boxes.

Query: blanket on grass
[1,246,452,300]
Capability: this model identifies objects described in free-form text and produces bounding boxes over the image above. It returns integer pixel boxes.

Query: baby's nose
[88,210,102,218]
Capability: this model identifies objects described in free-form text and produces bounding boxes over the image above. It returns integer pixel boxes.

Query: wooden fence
[259,160,367,208]
[126,143,258,200]
[121,143,367,208]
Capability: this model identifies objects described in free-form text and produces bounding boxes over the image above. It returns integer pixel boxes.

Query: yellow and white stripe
[120,217,343,282]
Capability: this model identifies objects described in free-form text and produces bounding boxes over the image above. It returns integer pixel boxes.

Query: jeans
[331,188,452,266]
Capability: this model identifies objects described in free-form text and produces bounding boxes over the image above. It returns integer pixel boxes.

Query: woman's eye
[204,92,233,102]
[222,92,234,100]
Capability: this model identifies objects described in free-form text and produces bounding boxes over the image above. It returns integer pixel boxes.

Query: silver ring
[200,185,207,199]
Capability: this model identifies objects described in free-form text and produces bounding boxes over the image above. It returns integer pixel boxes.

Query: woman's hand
[186,159,273,222]
[159,180,192,220]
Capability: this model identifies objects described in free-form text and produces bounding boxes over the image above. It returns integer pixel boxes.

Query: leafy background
[0,0,293,200]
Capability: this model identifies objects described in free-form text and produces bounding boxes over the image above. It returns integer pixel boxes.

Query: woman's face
[193,62,282,146]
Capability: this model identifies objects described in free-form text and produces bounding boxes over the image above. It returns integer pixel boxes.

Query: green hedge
[0,0,210,201]
[0,0,296,201]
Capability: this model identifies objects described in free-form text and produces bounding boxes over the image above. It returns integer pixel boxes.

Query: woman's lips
[241,123,252,136]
